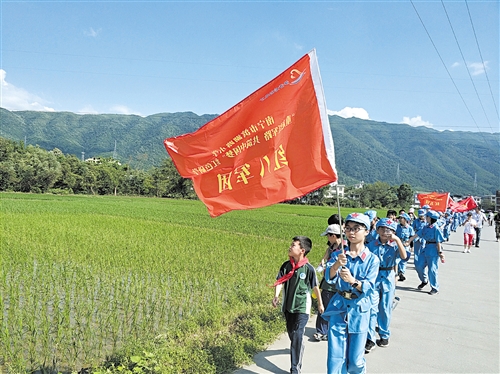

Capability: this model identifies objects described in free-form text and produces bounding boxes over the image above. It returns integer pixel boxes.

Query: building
[324,184,345,199]
[496,190,500,212]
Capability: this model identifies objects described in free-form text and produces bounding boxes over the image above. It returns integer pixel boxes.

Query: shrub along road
[234,224,499,374]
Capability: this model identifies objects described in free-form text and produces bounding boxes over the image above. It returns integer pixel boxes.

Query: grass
[0,193,355,373]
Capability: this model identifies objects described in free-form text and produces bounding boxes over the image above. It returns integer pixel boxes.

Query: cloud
[293,43,304,51]
[451,62,460,68]
[77,105,99,115]
[402,115,434,129]
[468,61,488,76]
[109,105,141,115]
[328,107,370,120]
[84,27,101,37]
[0,69,55,112]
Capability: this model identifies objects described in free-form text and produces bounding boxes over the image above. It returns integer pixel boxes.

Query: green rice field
[0,193,352,373]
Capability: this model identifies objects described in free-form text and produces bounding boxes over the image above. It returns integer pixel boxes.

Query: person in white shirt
[462,212,477,253]
[471,207,487,247]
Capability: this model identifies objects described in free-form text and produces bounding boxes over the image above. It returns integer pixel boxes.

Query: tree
[151,159,197,199]
[396,183,414,208]
[16,145,61,193]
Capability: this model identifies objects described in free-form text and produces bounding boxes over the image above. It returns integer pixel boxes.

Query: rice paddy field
[0,193,352,373]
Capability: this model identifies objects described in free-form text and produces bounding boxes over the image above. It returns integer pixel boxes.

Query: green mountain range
[1,107,498,195]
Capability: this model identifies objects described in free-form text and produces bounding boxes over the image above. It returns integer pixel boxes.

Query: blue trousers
[415,253,439,290]
[327,312,367,374]
[285,311,309,374]
[368,282,395,341]
[397,257,406,274]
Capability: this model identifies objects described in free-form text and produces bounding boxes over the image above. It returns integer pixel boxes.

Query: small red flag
[417,192,450,212]
[448,196,478,212]
[164,49,337,217]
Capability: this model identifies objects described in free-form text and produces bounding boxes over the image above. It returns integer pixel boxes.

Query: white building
[324,184,345,199]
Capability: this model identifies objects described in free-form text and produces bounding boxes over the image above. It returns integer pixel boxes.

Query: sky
[1,0,498,134]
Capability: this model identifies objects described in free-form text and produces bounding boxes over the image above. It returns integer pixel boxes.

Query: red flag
[164,49,337,217]
[448,196,478,212]
[417,192,450,212]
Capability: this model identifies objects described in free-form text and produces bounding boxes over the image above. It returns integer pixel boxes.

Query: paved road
[234,224,499,374]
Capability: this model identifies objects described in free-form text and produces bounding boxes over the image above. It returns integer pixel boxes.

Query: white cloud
[109,105,141,115]
[293,43,304,51]
[402,115,434,129]
[77,105,99,115]
[468,61,488,76]
[0,69,55,112]
[84,27,101,37]
[327,107,370,120]
[451,62,460,68]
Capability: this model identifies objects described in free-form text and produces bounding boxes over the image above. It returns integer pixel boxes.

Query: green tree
[16,145,61,193]
[396,183,414,208]
[151,159,197,199]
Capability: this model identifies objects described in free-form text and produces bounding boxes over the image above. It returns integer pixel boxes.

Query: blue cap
[364,210,377,222]
[376,218,397,231]
[422,204,431,209]
[398,213,411,222]
[418,209,425,216]
[426,210,440,220]
[345,213,371,230]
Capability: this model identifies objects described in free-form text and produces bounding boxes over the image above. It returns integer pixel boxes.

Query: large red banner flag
[417,192,450,212]
[164,49,337,217]
[448,196,478,212]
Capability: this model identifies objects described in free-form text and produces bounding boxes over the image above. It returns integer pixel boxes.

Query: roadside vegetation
[0,137,415,209]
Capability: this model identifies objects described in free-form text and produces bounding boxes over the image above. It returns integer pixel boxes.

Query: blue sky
[1,0,498,133]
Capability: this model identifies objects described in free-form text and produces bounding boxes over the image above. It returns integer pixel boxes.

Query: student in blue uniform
[365,218,409,352]
[442,212,452,241]
[315,224,344,341]
[411,209,427,284]
[364,210,378,244]
[395,213,415,282]
[451,211,460,232]
[409,210,445,295]
[322,213,380,374]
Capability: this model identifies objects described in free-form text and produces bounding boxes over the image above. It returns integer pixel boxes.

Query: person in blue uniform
[451,211,460,232]
[365,218,409,352]
[395,213,415,282]
[411,209,427,284]
[322,213,380,374]
[409,210,445,295]
[364,210,378,244]
[442,212,452,241]
[315,224,344,341]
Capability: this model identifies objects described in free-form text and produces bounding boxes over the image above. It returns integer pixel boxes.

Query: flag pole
[335,184,344,243]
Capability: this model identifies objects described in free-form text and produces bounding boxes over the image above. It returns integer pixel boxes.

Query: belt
[426,241,436,243]
[337,290,358,300]
[379,267,394,271]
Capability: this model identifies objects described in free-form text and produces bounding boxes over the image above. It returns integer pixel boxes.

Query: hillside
[1,107,498,195]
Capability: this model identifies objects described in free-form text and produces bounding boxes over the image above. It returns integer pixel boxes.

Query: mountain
[1,107,498,195]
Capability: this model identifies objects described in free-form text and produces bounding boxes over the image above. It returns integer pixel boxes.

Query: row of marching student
[271,204,494,374]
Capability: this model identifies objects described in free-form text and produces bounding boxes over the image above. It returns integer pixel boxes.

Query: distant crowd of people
[272,204,499,374]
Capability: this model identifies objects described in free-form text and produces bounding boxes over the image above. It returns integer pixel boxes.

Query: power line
[464,0,500,123]
[440,0,496,134]
[409,0,496,147]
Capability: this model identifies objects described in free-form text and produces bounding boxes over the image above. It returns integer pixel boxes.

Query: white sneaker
[466,249,471,253]
[463,249,467,253]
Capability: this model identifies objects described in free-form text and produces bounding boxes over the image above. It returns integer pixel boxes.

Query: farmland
[0,193,349,373]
